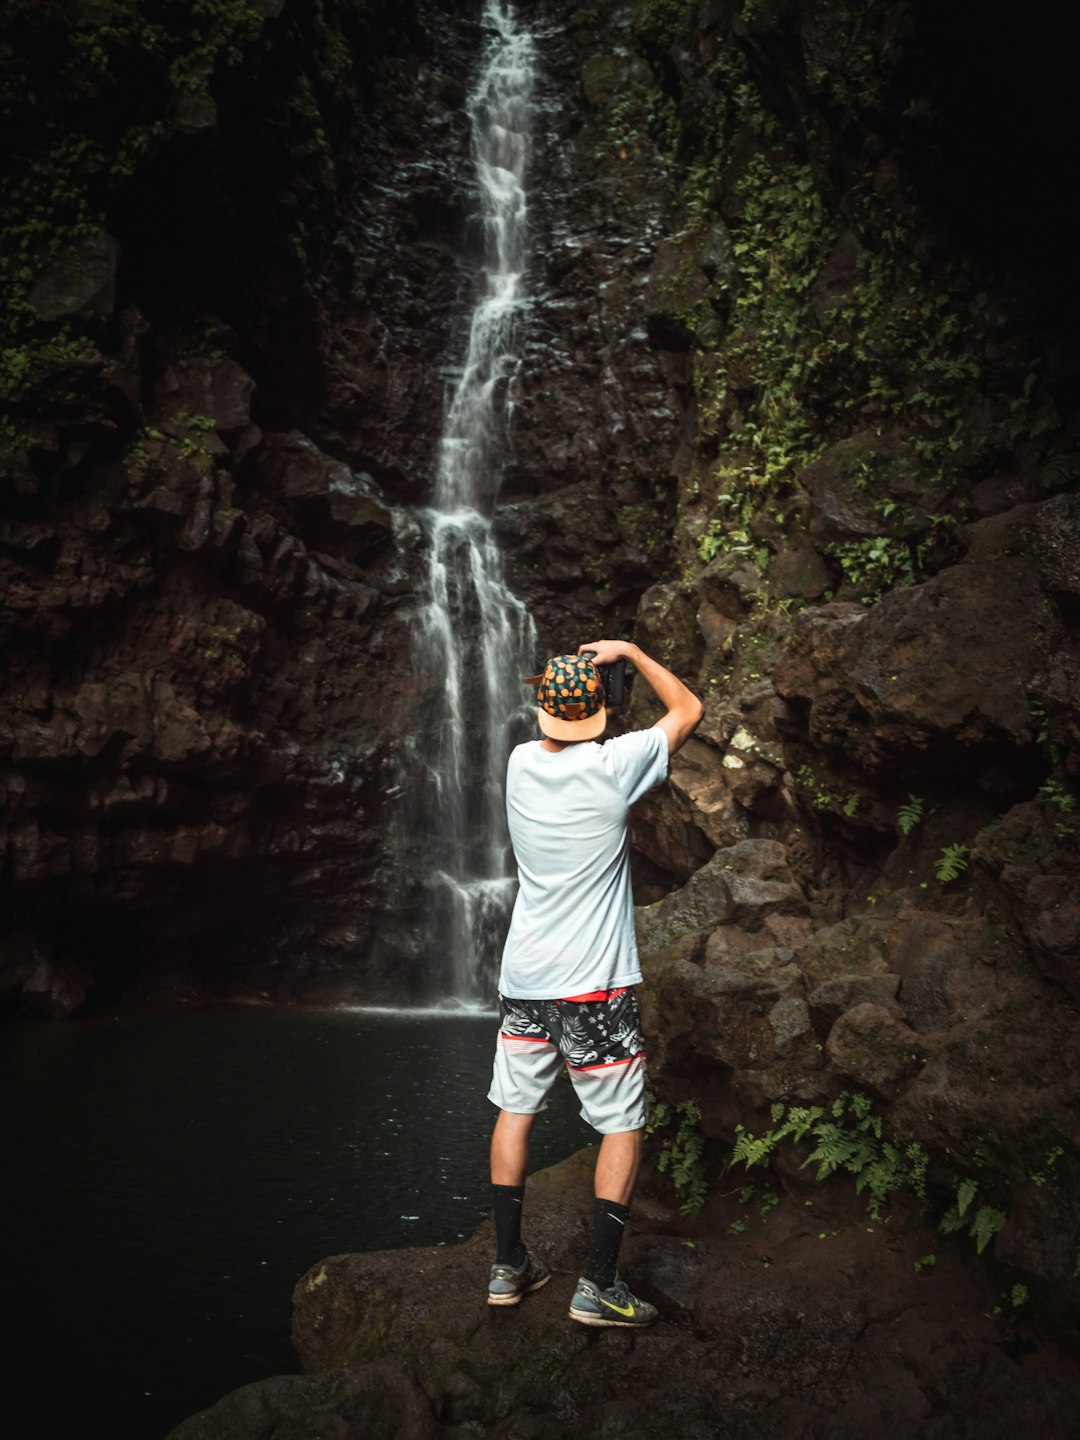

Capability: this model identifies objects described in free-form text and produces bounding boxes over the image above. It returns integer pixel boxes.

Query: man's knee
[493,1108,538,1134]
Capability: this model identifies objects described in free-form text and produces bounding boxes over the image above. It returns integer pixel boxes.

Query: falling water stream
[410,1,539,1000]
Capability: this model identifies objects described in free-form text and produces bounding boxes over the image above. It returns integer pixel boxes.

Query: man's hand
[577,639,634,667]
[578,640,703,755]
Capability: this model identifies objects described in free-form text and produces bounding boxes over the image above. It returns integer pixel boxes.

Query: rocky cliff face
[586,0,1080,1322]
[1,0,492,1009]
[0,0,697,1012]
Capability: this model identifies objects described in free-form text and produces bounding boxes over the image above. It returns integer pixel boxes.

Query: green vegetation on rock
[729,1090,1013,1260]
[646,1087,709,1215]
[0,1,272,366]
[628,0,1065,613]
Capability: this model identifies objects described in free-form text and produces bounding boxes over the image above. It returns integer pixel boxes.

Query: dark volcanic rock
[974,799,1080,1002]
[169,1150,1080,1439]
[0,0,697,1010]
[52,0,1080,1429]
[801,430,944,542]
[0,0,494,1008]
[27,231,119,325]
[775,548,1050,777]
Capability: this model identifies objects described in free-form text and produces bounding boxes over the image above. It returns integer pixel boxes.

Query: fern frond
[897,794,925,835]
[934,842,970,883]
[939,1205,966,1236]
[731,1125,776,1170]
[970,1205,1006,1254]
[956,1177,977,1218]
[780,1105,825,1143]
[850,1092,873,1122]
[802,1128,864,1180]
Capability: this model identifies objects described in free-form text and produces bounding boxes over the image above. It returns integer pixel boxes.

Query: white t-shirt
[497,727,670,1000]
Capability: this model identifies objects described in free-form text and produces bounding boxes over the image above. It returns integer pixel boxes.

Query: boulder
[824,1002,925,1102]
[644,226,730,351]
[259,431,393,533]
[0,929,91,1017]
[639,841,818,1120]
[808,229,866,323]
[647,944,806,1071]
[996,1178,1080,1297]
[799,430,940,542]
[883,910,1006,1032]
[808,971,902,1032]
[637,839,807,960]
[151,680,214,763]
[775,554,1050,770]
[169,1151,1080,1439]
[70,674,152,758]
[770,542,831,599]
[174,89,218,133]
[153,355,255,438]
[636,709,790,882]
[27,231,118,323]
[169,1365,436,1440]
[1035,491,1080,600]
[6,821,71,882]
[974,801,1080,1002]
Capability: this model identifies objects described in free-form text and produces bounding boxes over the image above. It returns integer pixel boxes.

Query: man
[486,638,704,1326]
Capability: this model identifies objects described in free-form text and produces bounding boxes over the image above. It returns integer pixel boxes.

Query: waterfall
[407,1,538,1001]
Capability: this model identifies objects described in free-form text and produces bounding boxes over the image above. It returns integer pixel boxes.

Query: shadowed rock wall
[0,0,492,1009]
[0,0,704,1011]
[593,0,1080,1323]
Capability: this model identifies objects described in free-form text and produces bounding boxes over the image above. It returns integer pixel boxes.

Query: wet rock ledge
[170,1148,1080,1440]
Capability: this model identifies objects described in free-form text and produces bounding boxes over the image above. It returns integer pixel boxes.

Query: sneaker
[568,1276,658,1328]
[487,1248,551,1307]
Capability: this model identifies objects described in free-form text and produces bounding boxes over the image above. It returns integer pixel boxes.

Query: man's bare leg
[593,1128,643,1207]
[491,1117,642,1199]
[490,1108,535,1186]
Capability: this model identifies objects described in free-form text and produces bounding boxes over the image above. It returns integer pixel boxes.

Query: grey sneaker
[487,1249,551,1307]
[568,1276,658,1328]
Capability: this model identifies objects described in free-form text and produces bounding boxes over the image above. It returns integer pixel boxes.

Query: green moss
[633,0,698,53]
[0,323,100,396]
[332,1317,397,1368]
[826,534,919,604]
[616,501,665,555]
[630,2,1056,604]
[0,0,273,397]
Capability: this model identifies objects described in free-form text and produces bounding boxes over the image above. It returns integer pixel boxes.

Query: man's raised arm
[578,640,704,755]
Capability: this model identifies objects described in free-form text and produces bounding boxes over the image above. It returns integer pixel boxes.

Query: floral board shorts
[487,987,648,1134]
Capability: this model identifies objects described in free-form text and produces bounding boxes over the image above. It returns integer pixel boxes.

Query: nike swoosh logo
[602,1298,637,1317]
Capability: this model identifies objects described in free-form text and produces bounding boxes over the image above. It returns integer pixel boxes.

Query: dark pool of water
[1,1005,593,1439]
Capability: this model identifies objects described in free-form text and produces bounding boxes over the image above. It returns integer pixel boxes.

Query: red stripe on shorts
[558,986,628,1003]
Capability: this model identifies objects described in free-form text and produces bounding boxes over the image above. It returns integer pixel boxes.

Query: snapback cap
[524,653,607,741]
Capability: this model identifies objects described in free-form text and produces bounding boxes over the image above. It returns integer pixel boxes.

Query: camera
[581,651,627,708]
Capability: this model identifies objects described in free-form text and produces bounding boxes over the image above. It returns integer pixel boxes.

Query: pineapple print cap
[523,653,607,742]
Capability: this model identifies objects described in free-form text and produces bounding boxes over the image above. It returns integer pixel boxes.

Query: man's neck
[540,738,569,752]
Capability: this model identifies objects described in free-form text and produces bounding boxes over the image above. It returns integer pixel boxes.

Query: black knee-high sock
[585,1197,628,1291]
[493,1184,526,1266]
